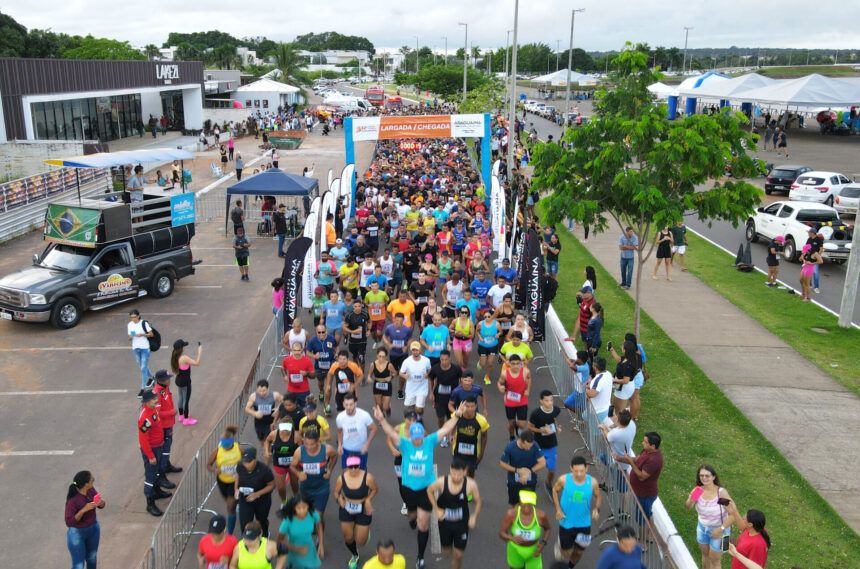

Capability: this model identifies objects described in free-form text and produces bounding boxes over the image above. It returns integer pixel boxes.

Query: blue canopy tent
[224,168,319,233]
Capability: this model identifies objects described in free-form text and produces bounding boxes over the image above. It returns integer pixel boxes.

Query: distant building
[296,50,370,66]
[231,77,303,111]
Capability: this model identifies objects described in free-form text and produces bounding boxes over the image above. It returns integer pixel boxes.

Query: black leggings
[239,494,272,537]
[177,383,192,417]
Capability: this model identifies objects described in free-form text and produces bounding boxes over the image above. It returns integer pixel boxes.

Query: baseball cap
[346,455,362,468]
[502,258,510,264]
[774,235,785,242]
[404,410,419,420]
[173,339,189,350]
[243,527,262,540]
[314,286,324,294]
[425,254,433,259]
[336,238,343,243]
[410,341,421,351]
[807,226,818,233]
[209,515,226,533]
[304,400,318,411]
[580,286,593,294]
[154,369,172,383]
[409,422,425,439]
[278,422,293,432]
[241,447,257,462]
[141,390,158,402]
[519,490,537,505]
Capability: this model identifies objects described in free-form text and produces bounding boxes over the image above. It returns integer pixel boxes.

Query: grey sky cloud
[4,0,856,52]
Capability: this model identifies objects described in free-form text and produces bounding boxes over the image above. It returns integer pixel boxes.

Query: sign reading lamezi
[156,64,180,84]
[350,114,487,141]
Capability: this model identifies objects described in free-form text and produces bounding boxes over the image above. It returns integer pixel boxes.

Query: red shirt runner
[283,355,314,393]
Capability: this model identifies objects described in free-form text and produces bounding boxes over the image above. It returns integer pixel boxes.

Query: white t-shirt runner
[336,408,373,453]
[400,356,431,396]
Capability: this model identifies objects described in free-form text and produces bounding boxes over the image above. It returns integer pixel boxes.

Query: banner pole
[344,116,356,218]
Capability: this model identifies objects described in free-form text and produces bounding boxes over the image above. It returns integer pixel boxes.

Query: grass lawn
[546,218,860,568]
[752,65,860,78]
[683,232,860,396]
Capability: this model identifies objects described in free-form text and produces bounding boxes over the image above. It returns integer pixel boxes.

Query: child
[232,227,250,281]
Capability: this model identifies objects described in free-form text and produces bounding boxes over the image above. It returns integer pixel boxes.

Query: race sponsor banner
[302,209,319,308]
[329,178,341,237]
[525,228,546,341]
[492,159,501,177]
[514,230,528,310]
[491,176,505,254]
[319,190,333,255]
[282,237,313,330]
[508,187,521,262]
[350,115,486,141]
[327,169,333,192]
[339,163,355,219]
[170,192,196,226]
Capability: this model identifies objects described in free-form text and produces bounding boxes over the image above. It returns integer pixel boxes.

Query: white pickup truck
[745,200,853,263]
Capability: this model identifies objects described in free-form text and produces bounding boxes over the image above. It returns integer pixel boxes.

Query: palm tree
[144,44,159,61]
[273,42,301,83]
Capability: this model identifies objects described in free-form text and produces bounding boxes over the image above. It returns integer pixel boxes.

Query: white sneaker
[814,288,820,294]
[440,436,449,448]
[400,502,408,515]
[553,538,563,562]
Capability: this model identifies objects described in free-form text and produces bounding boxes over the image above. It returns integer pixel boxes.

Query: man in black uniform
[429,350,462,446]
[273,204,288,257]
[343,299,370,368]
[426,459,482,569]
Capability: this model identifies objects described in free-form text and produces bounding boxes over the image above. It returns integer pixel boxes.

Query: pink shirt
[273,288,285,310]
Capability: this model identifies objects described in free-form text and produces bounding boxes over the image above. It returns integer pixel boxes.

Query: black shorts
[428,356,440,368]
[236,256,249,267]
[390,354,407,373]
[452,453,478,471]
[348,343,367,365]
[338,506,372,526]
[443,306,456,320]
[434,394,452,418]
[505,405,528,421]
[254,418,273,442]
[477,344,498,356]
[372,379,393,397]
[217,479,234,499]
[402,485,432,512]
[560,526,592,551]
[439,521,469,550]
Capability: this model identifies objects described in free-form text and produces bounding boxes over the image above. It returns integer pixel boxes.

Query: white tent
[530,69,599,85]
[647,82,675,99]
[676,71,731,93]
[232,77,303,110]
[678,73,776,100]
[734,73,860,107]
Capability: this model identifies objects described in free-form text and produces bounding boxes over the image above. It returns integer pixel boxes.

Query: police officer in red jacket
[139,390,172,516]
[152,369,183,486]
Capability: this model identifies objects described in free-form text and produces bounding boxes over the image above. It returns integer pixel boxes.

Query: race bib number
[371,306,383,317]
[277,456,292,466]
[257,404,272,414]
[345,500,363,514]
[338,381,351,393]
[437,384,452,395]
[513,529,536,541]
[431,341,444,352]
[351,332,362,339]
[505,391,522,404]
[394,464,402,477]
[445,507,464,522]
[303,462,321,475]
[238,486,254,495]
[220,464,237,476]
[408,463,425,477]
[547,423,557,434]
[575,533,592,548]
[417,296,428,304]
[290,374,303,383]
[393,340,405,348]
[501,321,512,330]
[462,341,472,351]
[457,442,475,456]
[318,360,331,370]
[207,563,228,569]
[375,382,390,391]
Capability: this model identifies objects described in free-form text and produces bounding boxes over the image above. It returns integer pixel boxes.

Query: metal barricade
[138,311,284,569]
[542,304,679,569]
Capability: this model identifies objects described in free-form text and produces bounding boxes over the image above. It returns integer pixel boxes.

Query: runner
[449,370,488,415]
[334,455,379,569]
[500,490,552,569]
[420,311,450,367]
[325,351,363,414]
[429,350,463,445]
[371,347,398,417]
[306,326,339,411]
[364,281,390,348]
[289,428,337,519]
[336,393,377,469]
[443,271,465,322]
[282,342,315,408]
[426,459,483,569]
[234,447,275,538]
[449,305,475,370]
[207,425,241,534]
[344,300,371,369]
[298,400,331,443]
[551,455,601,568]
[400,342,432,417]
[373,403,465,569]
[476,310,502,385]
[246,379,283,443]
[528,390,562,492]
[362,540,405,569]
[449,395,490,476]
[383,314,413,400]
[498,355,532,440]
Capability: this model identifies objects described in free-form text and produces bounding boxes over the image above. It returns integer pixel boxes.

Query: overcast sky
[4,0,857,52]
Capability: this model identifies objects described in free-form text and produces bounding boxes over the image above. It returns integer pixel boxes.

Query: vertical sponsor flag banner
[514,231,529,310]
[327,169,333,192]
[339,164,355,221]
[309,196,321,217]
[330,178,342,237]
[509,188,521,262]
[525,228,546,342]
[491,176,505,254]
[302,210,319,308]
[282,237,313,330]
[492,159,501,178]
[319,190,333,255]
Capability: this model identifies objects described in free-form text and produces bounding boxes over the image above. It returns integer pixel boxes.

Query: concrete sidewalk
[567,224,860,534]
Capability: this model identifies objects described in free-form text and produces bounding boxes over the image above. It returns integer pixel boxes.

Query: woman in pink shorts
[798,244,821,302]
[449,306,475,369]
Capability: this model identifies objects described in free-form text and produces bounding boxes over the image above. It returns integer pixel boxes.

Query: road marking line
[0,450,74,456]
[430,463,441,555]
[192,247,235,250]
[0,389,128,396]
[0,347,126,352]
[196,264,237,267]
[108,312,199,316]
[176,285,223,289]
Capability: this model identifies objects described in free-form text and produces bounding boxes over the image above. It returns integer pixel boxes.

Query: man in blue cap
[374,402,465,569]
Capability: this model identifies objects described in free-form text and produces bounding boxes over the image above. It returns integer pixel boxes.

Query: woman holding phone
[171,338,203,425]
[65,470,105,569]
[726,502,770,569]
[685,464,734,569]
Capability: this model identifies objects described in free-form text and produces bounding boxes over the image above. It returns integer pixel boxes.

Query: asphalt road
[520,107,860,326]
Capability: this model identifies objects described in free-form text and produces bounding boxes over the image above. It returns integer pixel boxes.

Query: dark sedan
[764,164,813,195]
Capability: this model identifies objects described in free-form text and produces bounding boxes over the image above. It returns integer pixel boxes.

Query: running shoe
[183,417,198,425]
[401,502,408,515]
[325,404,331,416]
[484,375,491,385]
[416,559,425,569]
[814,288,820,294]
[440,436,449,448]
[397,390,405,400]
[553,538,563,562]
[319,392,324,401]
[137,389,145,398]
[348,555,360,569]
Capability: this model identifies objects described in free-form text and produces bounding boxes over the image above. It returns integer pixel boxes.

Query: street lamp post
[682,26,693,73]
[415,36,419,74]
[459,22,468,96]
[564,9,585,133]
[505,29,513,103]
[506,0,519,187]
[442,36,447,66]
[556,39,560,71]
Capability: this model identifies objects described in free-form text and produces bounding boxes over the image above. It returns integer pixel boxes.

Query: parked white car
[788,171,852,206]
[746,200,853,263]
[834,185,860,215]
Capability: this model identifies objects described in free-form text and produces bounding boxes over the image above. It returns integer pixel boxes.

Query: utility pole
[807,49,810,65]
[556,39,560,71]
[459,22,468,95]
[415,36,419,74]
[565,9,584,134]
[682,26,693,73]
[506,0,519,187]
[442,36,447,66]
[488,51,492,76]
[838,218,860,328]
[505,29,513,104]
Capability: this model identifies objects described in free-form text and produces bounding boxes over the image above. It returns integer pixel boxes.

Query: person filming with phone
[685,464,734,569]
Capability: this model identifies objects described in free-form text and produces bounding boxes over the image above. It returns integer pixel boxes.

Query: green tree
[558,48,595,72]
[144,44,160,60]
[61,36,146,60]
[408,64,487,97]
[211,43,237,69]
[273,42,302,83]
[459,78,505,112]
[174,42,200,61]
[531,44,763,335]
[0,11,28,57]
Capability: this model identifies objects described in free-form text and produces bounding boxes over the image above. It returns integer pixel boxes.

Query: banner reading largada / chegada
[351,114,486,141]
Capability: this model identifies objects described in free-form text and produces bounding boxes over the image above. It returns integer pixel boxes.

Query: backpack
[143,320,161,352]
[231,207,243,226]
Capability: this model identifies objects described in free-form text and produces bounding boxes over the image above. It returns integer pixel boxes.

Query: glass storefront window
[31,94,143,142]
[44,101,56,140]
[34,102,47,139]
